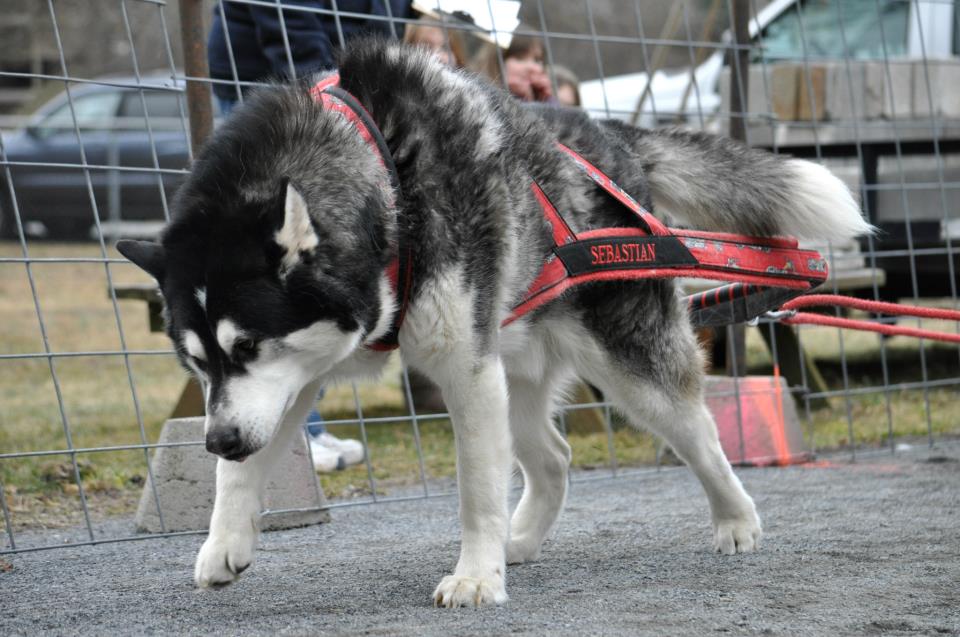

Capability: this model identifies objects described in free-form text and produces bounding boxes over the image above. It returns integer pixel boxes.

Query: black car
[0,77,209,239]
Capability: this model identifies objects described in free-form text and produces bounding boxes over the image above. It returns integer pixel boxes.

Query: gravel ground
[2,450,959,636]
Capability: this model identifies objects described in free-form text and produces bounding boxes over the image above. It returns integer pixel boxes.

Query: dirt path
[2,451,959,636]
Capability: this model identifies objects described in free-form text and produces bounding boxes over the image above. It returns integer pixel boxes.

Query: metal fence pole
[725,0,749,378]
[728,0,750,142]
[178,0,214,151]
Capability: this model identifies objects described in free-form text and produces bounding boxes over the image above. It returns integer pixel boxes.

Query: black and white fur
[118,40,869,608]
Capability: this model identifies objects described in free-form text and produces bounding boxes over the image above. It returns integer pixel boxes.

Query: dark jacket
[208,1,411,99]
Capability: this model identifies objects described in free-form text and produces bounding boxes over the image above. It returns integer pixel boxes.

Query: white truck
[580,0,959,126]
[580,0,960,301]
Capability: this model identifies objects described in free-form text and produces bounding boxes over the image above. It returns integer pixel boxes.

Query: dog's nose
[205,426,247,460]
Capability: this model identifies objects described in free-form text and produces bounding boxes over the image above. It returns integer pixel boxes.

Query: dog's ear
[274,182,319,276]
[116,240,166,283]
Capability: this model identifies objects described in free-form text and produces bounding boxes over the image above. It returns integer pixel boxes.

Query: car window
[117,88,220,129]
[35,90,122,136]
[755,0,910,62]
[117,90,187,130]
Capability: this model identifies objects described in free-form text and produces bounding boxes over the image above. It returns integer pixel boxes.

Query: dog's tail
[602,122,872,242]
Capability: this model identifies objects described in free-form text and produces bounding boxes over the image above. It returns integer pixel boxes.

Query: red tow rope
[776,295,960,344]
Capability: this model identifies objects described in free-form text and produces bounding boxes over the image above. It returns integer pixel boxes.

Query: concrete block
[825,61,867,122]
[705,375,809,466]
[913,60,960,119]
[719,63,798,122]
[862,62,885,120]
[135,418,330,533]
[883,61,914,119]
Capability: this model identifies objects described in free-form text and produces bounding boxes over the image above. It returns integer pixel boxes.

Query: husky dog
[118,40,868,607]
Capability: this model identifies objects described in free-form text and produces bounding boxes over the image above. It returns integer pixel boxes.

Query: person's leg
[305,389,342,471]
[305,407,326,438]
[305,389,365,469]
[216,96,236,116]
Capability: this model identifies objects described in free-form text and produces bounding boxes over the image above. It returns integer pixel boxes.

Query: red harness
[311,74,411,351]
[313,76,826,345]
[507,144,829,328]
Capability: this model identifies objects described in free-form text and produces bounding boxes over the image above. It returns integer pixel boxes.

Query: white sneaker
[314,432,365,467]
[309,437,345,472]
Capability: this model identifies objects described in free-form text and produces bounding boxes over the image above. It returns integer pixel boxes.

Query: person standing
[208,0,413,113]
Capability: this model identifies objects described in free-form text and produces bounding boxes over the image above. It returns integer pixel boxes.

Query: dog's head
[118,88,396,461]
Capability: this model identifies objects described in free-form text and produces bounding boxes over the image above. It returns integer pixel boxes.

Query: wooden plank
[170,378,205,418]
[797,64,827,121]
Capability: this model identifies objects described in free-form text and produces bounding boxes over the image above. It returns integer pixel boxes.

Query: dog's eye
[235,338,257,354]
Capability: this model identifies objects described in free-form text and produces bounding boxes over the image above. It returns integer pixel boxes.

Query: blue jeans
[305,388,326,438]
[217,96,237,116]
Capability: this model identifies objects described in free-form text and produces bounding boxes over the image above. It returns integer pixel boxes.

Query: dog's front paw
[194,532,256,588]
[713,512,762,555]
[433,573,508,608]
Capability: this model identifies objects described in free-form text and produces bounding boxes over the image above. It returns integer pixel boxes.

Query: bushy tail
[600,122,872,241]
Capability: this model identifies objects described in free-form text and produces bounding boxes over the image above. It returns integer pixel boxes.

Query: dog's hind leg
[589,368,761,554]
[578,287,761,554]
[505,373,571,564]
[194,379,323,588]
[609,383,762,555]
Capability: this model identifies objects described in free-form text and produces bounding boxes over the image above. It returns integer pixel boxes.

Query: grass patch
[1,239,958,532]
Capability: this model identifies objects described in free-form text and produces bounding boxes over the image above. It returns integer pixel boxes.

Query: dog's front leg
[432,356,513,608]
[194,380,322,588]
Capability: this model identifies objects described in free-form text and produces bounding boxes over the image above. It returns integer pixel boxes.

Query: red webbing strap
[310,74,409,351]
[504,233,825,326]
[311,74,386,175]
[777,295,960,344]
[505,145,830,327]
[556,143,670,236]
[532,181,576,246]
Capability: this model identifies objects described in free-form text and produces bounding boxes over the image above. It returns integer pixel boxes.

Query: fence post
[728,0,750,142]
[725,0,750,377]
[726,0,750,376]
[178,0,214,152]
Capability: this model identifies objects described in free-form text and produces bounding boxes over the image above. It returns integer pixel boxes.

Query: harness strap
[310,73,410,351]
[505,144,829,327]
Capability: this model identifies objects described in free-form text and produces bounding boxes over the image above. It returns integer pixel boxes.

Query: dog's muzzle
[205,426,252,462]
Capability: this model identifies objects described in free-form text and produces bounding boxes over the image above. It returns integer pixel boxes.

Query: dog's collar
[310,73,410,351]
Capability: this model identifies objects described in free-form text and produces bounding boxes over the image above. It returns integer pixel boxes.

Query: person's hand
[530,68,553,102]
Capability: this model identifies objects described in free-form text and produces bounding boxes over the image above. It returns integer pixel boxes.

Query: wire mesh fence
[1,0,958,555]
